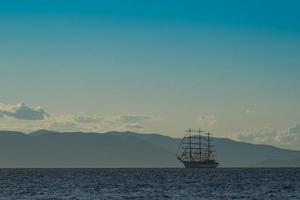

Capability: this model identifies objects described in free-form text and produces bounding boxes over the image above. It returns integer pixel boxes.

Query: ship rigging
[176,128,219,168]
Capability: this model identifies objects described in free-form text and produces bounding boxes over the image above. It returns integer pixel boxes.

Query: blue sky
[0,0,300,148]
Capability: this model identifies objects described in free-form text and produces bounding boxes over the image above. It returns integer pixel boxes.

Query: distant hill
[254,158,300,168]
[0,130,299,168]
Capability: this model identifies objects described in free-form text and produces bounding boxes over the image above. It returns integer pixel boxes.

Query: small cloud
[119,115,152,124]
[125,123,144,130]
[72,113,154,132]
[73,114,152,124]
[235,127,277,144]
[245,109,256,115]
[0,102,50,120]
[48,121,79,132]
[234,124,300,150]
[73,114,103,123]
[0,104,155,133]
[197,115,217,127]
[276,124,300,148]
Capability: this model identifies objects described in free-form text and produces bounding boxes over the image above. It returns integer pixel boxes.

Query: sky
[0,0,300,149]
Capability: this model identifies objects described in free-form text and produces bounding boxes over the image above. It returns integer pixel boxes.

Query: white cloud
[234,124,300,150]
[0,102,155,132]
[0,102,49,120]
[73,114,103,123]
[74,114,152,123]
[197,115,217,127]
[73,113,153,130]
[119,115,152,124]
[245,109,256,115]
[77,114,154,132]
[235,127,277,144]
[276,125,300,149]
[48,121,79,132]
[125,123,144,130]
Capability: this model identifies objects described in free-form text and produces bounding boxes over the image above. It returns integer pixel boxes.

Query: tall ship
[176,128,219,168]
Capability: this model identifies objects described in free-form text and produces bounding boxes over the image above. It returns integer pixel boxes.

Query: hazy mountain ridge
[0,130,299,168]
[254,158,300,167]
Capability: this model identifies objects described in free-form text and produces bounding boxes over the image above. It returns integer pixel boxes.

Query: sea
[0,168,299,200]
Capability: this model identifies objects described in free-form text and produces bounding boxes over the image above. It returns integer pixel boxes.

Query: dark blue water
[0,168,299,199]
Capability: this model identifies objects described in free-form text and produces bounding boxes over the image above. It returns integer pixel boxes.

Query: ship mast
[188,128,192,162]
[199,129,202,160]
[183,128,193,162]
[207,132,212,160]
[194,128,204,161]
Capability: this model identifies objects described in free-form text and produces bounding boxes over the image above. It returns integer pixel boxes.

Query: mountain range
[0,130,299,168]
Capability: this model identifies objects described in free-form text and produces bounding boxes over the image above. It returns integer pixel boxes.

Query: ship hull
[182,161,219,168]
